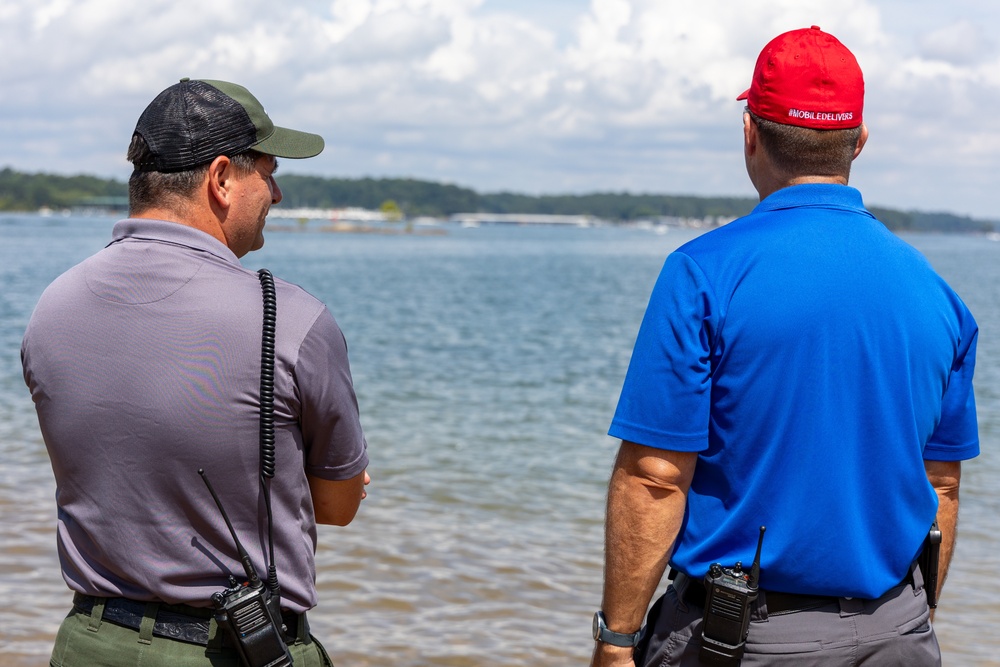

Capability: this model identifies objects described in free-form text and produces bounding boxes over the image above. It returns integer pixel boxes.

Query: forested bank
[1,167,994,233]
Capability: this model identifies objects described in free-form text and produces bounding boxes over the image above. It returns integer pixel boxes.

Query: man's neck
[755,174,849,202]
[132,206,228,247]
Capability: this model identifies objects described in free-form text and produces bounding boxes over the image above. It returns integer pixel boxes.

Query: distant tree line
[1,167,995,233]
[0,167,127,211]
[273,174,764,221]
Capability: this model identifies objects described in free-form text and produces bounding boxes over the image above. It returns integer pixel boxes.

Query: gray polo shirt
[22,218,368,613]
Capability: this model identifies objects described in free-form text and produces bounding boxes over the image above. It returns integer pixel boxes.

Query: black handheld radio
[699,526,766,666]
[199,469,292,667]
[918,520,942,609]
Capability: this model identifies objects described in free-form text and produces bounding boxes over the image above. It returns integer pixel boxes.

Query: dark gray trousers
[637,569,940,666]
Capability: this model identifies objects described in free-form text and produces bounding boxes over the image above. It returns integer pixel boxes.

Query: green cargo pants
[50,598,335,667]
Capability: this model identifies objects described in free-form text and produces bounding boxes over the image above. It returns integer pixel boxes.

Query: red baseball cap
[738,26,864,130]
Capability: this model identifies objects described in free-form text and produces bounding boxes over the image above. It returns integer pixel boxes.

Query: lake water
[1,214,998,666]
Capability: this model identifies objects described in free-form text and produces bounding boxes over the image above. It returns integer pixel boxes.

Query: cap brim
[736,88,750,101]
[253,126,325,159]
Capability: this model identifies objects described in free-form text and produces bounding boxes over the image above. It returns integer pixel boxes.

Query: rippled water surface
[1,215,998,666]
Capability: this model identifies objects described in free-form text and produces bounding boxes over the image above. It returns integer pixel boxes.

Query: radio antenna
[198,468,261,588]
[748,526,766,591]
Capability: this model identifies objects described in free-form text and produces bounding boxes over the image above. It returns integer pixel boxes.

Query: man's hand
[591,642,636,667]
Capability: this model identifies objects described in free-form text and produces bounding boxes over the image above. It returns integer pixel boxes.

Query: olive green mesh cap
[132,78,325,172]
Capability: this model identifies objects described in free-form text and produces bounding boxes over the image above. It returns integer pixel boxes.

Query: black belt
[72,593,305,647]
[673,572,838,615]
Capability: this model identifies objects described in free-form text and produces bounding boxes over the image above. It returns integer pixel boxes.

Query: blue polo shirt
[610,184,979,598]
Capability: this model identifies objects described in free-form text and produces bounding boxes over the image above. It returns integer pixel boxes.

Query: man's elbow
[925,460,961,497]
[309,470,368,526]
[614,441,698,497]
[315,504,361,527]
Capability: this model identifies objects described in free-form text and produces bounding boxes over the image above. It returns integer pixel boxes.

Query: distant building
[449,213,600,226]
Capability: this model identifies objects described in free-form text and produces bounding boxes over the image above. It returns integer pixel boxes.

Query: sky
[2,0,1000,219]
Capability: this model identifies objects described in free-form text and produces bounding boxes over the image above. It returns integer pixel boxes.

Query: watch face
[592,612,602,641]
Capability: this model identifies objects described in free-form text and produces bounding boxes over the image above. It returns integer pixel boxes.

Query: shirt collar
[752,183,869,216]
[109,218,240,265]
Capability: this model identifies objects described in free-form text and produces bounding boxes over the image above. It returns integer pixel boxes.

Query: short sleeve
[296,307,369,480]
[609,251,719,451]
[924,312,980,462]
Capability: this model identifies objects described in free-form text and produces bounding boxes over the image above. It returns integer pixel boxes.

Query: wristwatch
[592,611,641,647]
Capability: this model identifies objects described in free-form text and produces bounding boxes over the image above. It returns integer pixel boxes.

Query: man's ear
[206,155,234,210]
[852,123,869,161]
[743,112,758,159]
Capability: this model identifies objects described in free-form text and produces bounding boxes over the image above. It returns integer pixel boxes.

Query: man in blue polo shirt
[590,27,979,667]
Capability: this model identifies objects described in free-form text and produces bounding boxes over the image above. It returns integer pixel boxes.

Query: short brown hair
[747,108,862,180]
[126,134,261,215]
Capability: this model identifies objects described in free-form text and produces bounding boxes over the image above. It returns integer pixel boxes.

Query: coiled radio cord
[257,269,280,599]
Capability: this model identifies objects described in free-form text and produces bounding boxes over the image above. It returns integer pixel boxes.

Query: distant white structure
[264,207,733,228]
[267,207,388,222]
[657,215,737,228]
[449,213,600,226]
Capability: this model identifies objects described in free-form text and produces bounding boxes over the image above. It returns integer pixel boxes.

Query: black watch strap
[593,611,641,648]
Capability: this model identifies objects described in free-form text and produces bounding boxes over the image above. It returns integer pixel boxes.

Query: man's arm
[925,460,961,617]
[309,469,370,526]
[592,441,698,667]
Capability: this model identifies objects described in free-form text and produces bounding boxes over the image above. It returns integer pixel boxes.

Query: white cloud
[326,0,375,44]
[31,0,71,32]
[422,14,481,83]
[918,21,994,66]
[1,0,1000,218]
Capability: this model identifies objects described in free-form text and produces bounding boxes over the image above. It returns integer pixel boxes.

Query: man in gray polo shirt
[22,79,370,666]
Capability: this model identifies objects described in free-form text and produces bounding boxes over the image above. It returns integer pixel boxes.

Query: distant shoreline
[2,167,997,233]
